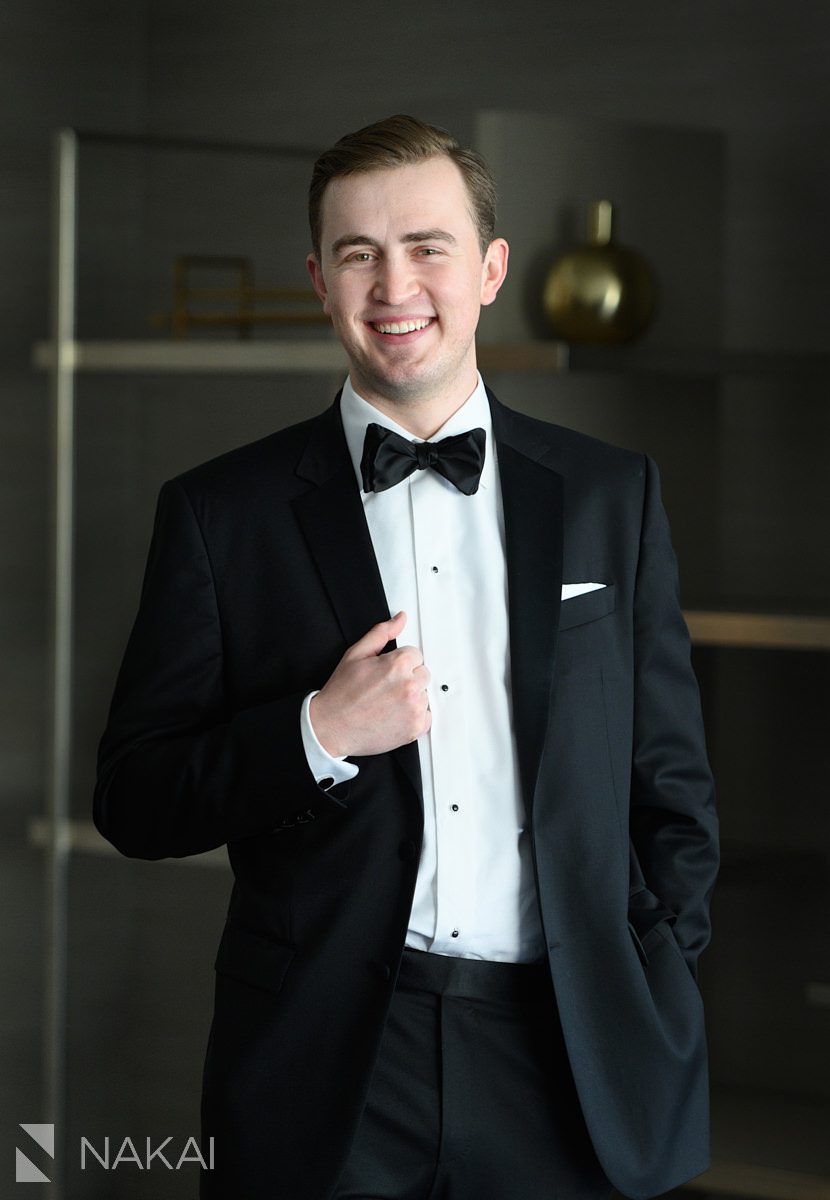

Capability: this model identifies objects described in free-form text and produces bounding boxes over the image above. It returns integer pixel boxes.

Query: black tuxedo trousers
[94,390,718,1200]
[332,948,613,1200]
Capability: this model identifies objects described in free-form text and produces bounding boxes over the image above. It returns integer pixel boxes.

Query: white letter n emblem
[16,1124,55,1184]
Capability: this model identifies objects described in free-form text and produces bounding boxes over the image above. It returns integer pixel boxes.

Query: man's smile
[368,317,437,337]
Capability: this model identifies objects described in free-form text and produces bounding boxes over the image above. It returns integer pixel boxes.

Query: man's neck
[349,379,481,441]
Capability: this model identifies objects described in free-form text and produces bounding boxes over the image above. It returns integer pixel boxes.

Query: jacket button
[398,839,418,862]
[369,960,391,981]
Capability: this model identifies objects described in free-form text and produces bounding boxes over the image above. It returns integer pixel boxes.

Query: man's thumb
[348,610,406,659]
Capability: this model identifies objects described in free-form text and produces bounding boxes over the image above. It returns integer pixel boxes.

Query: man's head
[308,114,497,262]
[306,115,508,428]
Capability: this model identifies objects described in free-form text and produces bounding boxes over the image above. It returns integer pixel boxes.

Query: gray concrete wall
[0,2,151,1181]
[2,1,829,1192]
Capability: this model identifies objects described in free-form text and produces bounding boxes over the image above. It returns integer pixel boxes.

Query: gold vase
[542,201,657,344]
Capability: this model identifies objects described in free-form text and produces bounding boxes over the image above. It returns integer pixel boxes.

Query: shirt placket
[410,469,475,953]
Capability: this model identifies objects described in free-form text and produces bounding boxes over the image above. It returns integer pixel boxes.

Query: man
[94,115,718,1200]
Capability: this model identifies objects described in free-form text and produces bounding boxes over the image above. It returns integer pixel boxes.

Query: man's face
[307,156,508,413]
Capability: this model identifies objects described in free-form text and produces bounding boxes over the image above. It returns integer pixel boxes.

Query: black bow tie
[360,423,486,496]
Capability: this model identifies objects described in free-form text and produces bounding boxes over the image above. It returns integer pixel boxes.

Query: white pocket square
[561,582,606,601]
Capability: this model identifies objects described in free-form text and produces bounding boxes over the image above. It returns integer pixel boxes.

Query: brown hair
[308,114,497,260]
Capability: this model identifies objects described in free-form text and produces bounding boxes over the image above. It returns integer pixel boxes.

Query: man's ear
[480,238,509,307]
[306,253,330,313]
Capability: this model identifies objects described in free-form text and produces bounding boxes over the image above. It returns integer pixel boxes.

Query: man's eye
[417,247,440,256]
[349,251,374,262]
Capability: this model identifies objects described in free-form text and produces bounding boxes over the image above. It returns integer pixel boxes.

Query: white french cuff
[300,690,359,788]
[561,582,606,601]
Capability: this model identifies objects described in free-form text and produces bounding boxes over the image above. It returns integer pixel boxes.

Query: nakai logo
[14,1125,214,1183]
[81,1136,215,1171]
[16,1124,55,1184]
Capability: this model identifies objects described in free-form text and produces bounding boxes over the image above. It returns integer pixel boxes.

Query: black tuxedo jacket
[94,389,718,1200]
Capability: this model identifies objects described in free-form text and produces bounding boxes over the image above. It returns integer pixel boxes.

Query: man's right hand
[309,611,431,758]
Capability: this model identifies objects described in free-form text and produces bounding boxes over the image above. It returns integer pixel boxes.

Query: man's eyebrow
[330,234,380,255]
[400,229,457,245]
[329,229,458,255]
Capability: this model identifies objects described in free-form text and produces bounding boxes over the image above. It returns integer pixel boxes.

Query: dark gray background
[1,2,828,1195]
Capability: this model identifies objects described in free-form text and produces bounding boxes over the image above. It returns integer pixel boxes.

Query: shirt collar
[340,373,494,494]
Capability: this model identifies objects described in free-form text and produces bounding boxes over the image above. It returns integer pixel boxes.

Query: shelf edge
[27,817,229,869]
[685,610,830,651]
[686,1160,830,1199]
[32,339,349,374]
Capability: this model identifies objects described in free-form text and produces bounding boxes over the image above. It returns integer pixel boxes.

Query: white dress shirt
[301,375,545,963]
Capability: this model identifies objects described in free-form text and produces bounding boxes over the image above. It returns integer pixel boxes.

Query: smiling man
[95,116,718,1200]
[306,153,507,427]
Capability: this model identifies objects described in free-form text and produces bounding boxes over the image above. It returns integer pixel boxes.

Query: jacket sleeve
[93,478,346,860]
[629,455,719,970]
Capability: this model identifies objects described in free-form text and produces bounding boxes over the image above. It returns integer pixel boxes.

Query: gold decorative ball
[543,201,657,345]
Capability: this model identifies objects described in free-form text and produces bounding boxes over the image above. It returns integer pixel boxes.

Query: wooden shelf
[682,1161,830,1199]
[690,1086,830,1198]
[478,341,569,371]
[34,338,828,378]
[29,338,572,375]
[685,610,830,651]
[27,817,229,869]
[32,338,572,374]
[32,338,349,374]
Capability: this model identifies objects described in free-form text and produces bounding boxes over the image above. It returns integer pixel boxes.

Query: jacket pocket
[627,884,678,966]
[214,924,296,995]
[559,583,616,631]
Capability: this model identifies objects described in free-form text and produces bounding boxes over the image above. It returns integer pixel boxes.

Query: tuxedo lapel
[291,397,422,803]
[292,401,388,649]
[489,392,564,814]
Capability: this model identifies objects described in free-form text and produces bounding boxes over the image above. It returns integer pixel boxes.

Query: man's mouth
[369,317,435,335]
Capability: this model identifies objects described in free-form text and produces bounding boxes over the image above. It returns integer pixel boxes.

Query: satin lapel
[291,398,422,804]
[490,394,564,814]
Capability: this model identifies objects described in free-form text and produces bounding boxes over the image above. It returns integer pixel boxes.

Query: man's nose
[372,256,420,306]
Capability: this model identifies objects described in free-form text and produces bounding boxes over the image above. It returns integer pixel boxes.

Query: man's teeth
[373,318,432,334]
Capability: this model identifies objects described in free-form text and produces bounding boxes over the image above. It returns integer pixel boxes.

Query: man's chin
[351,365,436,408]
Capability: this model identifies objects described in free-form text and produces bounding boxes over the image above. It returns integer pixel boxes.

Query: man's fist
[309,611,431,758]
